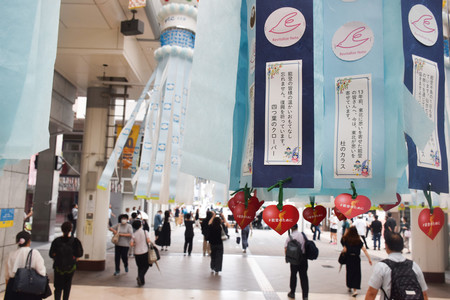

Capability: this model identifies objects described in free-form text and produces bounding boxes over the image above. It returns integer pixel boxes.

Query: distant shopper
[353,215,369,249]
[241,224,252,253]
[184,213,195,256]
[195,208,200,227]
[130,220,151,286]
[342,218,350,236]
[109,214,133,276]
[329,212,339,244]
[285,224,308,300]
[153,210,163,238]
[365,212,374,238]
[365,232,428,300]
[155,210,171,251]
[400,216,411,253]
[312,223,321,241]
[341,227,372,297]
[384,212,397,236]
[4,231,46,300]
[71,204,78,236]
[208,212,224,274]
[108,204,116,227]
[370,215,382,250]
[201,211,213,256]
[49,221,84,300]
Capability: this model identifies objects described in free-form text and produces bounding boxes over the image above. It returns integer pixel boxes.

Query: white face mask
[121,219,128,224]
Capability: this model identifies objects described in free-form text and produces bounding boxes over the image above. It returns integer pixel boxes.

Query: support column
[410,207,447,283]
[77,87,112,271]
[32,135,61,242]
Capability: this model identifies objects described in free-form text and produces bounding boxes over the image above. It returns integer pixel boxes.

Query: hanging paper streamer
[401,0,449,193]
[322,0,385,192]
[253,0,315,188]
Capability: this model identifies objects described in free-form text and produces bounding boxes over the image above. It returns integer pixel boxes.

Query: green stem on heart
[350,181,358,199]
[231,183,252,209]
[309,196,315,210]
[423,183,434,215]
[268,177,292,211]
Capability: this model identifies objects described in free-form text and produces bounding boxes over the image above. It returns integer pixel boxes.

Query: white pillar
[76,87,112,271]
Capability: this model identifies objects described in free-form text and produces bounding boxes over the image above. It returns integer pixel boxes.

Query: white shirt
[5,247,46,280]
[353,218,366,236]
[368,252,428,298]
[284,230,305,253]
[329,216,339,229]
[132,228,150,255]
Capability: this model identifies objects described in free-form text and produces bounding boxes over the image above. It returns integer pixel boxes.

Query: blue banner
[401,0,449,193]
[253,0,315,188]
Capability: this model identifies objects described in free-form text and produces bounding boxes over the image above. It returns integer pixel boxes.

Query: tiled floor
[1,224,448,300]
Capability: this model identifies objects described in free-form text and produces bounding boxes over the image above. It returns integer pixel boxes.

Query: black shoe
[288,291,295,299]
[136,277,143,286]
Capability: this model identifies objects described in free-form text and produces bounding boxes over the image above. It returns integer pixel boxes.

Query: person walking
[365,232,428,300]
[369,215,382,250]
[130,220,151,287]
[195,208,200,227]
[4,231,47,300]
[341,226,372,297]
[400,216,411,253]
[155,210,171,251]
[384,212,397,236]
[285,224,308,300]
[353,215,369,249]
[329,212,339,244]
[153,210,163,238]
[208,212,224,274]
[109,214,133,276]
[108,204,116,227]
[49,221,84,300]
[312,223,321,241]
[71,204,78,236]
[241,224,252,253]
[184,213,195,256]
[201,211,213,256]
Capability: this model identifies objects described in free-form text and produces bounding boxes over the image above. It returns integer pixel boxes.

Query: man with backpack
[49,221,84,300]
[365,232,428,300]
[285,224,308,300]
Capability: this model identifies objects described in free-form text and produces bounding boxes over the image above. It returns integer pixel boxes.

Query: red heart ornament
[263,205,299,235]
[418,207,444,240]
[379,193,401,211]
[233,204,257,229]
[227,197,237,213]
[334,193,371,219]
[333,207,347,221]
[303,205,327,226]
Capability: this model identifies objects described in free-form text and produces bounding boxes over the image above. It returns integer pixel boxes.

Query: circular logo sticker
[332,21,374,61]
[408,4,438,46]
[264,7,306,47]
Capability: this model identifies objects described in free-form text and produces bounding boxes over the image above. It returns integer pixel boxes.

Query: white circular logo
[264,7,306,47]
[408,4,438,47]
[332,21,374,61]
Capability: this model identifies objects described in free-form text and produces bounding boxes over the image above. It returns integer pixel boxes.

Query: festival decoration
[228,184,263,229]
[333,207,346,221]
[379,193,402,211]
[302,197,327,226]
[262,178,299,235]
[334,181,371,219]
[418,186,444,240]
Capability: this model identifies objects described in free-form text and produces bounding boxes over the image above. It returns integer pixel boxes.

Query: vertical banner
[323,0,385,191]
[402,0,449,193]
[117,125,140,169]
[253,0,314,188]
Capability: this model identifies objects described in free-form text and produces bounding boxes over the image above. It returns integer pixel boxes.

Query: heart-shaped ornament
[334,193,371,219]
[263,205,299,235]
[303,205,327,226]
[418,207,444,240]
[379,193,401,211]
[227,197,238,213]
[333,207,347,221]
[233,204,257,229]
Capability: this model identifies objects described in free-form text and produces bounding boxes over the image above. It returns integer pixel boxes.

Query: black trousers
[290,260,309,299]
[71,220,77,236]
[114,245,129,272]
[210,243,224,272]
[54,270,75,300]
[134,252,150,284]
[184,234,194,254]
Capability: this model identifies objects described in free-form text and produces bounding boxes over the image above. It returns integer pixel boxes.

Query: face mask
[121,219,127,224]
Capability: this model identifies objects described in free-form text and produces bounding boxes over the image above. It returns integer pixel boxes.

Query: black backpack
[53,237,83,272]
[381,259,424,300]
[301,232,319,260]
[285,234,303,265]
[67,212,74,221]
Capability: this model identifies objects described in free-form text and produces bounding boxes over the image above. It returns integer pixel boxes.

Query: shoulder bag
[145,231,160,264]
[13,250,48,295]
[111,227,120,244]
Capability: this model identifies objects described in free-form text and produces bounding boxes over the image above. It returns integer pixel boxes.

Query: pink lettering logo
[336,27,369,49]
[269,12,301,34]
[411,15,436,33]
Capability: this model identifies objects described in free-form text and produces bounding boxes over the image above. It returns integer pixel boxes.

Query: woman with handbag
[340,226,372,297]
[109,214,133,276]
[4,231,47,300]
[130,220,151,286]
[208,212,224,274]
[155,210,171,251]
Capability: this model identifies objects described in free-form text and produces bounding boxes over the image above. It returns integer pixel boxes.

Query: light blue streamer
[97,68,157,190]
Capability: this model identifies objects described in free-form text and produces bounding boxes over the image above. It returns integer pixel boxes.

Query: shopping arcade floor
[2,224,449,300]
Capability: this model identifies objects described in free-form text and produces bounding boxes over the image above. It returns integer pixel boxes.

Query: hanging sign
[402,0,448,193]
[418,207,444,240]
[333,207,347,221]
[263,204,299,235]
[302,205,326,226]
[335,193,371,219]
[128,0,146,10]
[253,0,314,188]
[379,193,402,211]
